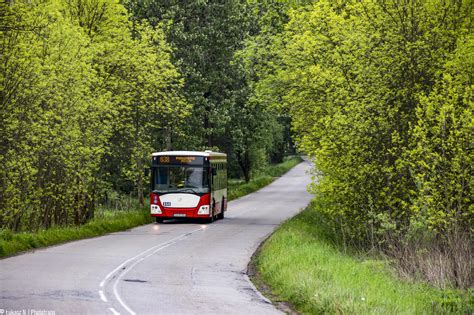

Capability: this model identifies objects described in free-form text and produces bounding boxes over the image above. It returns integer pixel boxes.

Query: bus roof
[152,151,227,158]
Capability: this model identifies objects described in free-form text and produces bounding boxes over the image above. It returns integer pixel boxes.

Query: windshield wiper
[152,188,204,194]
[179,188,198,194]
[152,190,167,194]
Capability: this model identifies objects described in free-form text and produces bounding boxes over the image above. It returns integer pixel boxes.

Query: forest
[1,0,472,289]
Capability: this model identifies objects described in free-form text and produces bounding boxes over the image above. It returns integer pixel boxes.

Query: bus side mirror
[144,168,150,177]
[212,168,217,176]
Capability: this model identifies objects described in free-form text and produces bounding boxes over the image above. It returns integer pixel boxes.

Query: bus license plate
[174,213,186,217]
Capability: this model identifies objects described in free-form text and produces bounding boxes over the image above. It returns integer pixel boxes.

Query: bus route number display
[159,156,170,163]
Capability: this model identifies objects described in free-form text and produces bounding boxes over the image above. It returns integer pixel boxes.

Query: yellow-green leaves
[241,0,472,246]
[0,0,187,230]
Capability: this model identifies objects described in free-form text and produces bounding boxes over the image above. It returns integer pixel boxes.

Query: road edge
[246,229,300,315]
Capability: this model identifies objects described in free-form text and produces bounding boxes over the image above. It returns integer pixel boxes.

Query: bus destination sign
[152,156,205,166]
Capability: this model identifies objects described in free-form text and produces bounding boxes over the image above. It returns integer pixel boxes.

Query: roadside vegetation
[0,158,302,258]
[240,0,472,293]
[1,0,471,308]
[1,1,291,234]
[0,208,153,258]
[253,200,473,314]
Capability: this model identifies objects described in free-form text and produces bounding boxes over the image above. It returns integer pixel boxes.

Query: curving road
[0,160,313,315]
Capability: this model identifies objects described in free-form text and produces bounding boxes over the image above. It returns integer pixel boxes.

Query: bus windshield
[152,166,209,194]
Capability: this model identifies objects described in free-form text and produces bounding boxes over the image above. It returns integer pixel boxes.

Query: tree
[126,1,248,147]
[227,84,283,182]
[240,0,472,286]
[63,0,189,207]
[247,0,472,237]
[0,0,188,230]
[409,35,473,233]
[126,0,289,181]
[0,0,109,229]
[233,1,305,172]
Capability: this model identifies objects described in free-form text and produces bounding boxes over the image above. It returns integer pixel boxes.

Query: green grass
[254,200,473,314]
[0,209,153,258]
[0,156,303,258]
[228,156,303,201]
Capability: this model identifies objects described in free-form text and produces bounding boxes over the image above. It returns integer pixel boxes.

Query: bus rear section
[149,151,227,223]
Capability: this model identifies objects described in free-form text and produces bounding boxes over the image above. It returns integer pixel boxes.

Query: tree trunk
[165,128,172,150]
[237,151,251,183]
[137,161,144,208]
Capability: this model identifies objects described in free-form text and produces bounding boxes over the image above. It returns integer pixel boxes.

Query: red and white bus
[149,151,227,223]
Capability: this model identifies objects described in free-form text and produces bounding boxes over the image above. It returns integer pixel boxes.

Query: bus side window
[220,164,223,189]
[218,164,220,189]
[217,164,220,189]
[212,165,217,189]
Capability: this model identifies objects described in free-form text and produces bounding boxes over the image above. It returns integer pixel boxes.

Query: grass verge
[252,200,473,314]
[228,156,303,201]
[0,156,303,258]
[0,209,153,258]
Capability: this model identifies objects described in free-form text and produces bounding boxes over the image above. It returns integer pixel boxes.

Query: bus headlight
[151,204,162,214]
[197,205,210,215]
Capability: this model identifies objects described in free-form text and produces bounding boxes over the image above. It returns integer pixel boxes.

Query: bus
[149,151,227,223]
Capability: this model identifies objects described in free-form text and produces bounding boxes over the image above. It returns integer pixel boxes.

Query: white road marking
[109,307,120,315]
[100,226,206,314]
[99,290,107,302]
[112,243,173,315]
[99,227,203,287]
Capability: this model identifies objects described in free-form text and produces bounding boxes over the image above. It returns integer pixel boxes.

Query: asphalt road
[0,160,313,315]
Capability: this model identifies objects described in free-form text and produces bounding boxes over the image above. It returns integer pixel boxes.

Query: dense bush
[0,0,291,232]
[239,0,472,288]
[0,0,187,231]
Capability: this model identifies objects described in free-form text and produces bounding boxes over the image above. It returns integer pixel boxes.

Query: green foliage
[0,157,302,258]
[0,0,291,233]
[2,0,470,293]
[1,0,108,230]
[231,1,304,179]
[408,36,473,232]
[255,202,473,314]
[227,93,285,182]
[126,1,290,180]
[125,1,250,146]
[244,1,472,240]
[242,0,472,287]
[0,0,187,231]
[0,208,153,258]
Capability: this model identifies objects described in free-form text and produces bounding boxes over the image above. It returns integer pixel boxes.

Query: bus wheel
[206,214,214,224]
[155,217,164,223]
[217,199,225,220]
[207,201,215,223]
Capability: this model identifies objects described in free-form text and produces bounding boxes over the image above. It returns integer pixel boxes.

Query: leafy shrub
[240,0,472,287]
